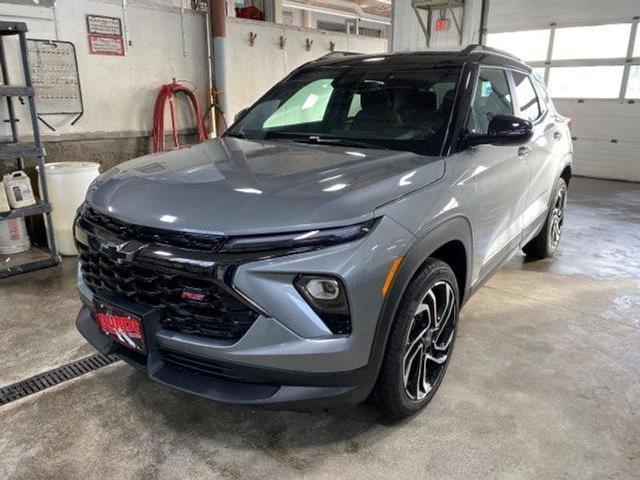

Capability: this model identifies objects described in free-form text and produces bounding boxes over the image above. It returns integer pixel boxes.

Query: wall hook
[279,35,287,49]
[305,38,314,51]
[249,32,257,46]
[329,41,335,52]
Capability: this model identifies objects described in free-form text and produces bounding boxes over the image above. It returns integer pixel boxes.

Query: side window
[347,93,361,118]
[467,68,513,134]
[533,78,551,116]
[263,79,333,129]
[512,71,541,122]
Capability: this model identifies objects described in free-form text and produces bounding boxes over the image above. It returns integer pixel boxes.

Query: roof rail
[315,51,364,61]
[459,44,522,62]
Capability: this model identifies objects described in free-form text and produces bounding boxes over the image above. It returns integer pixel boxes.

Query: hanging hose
[152,82,207,152]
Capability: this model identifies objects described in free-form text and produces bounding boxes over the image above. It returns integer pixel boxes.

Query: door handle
[553,130,562,141]
[517,146,531,158]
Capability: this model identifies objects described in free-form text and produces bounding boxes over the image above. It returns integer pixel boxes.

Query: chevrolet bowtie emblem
[99,240,147,264]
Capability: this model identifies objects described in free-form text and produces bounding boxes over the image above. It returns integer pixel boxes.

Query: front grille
[80,207,224,252]
[78,245,259,341]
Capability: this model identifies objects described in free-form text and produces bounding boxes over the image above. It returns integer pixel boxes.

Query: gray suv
[75,45,572,419]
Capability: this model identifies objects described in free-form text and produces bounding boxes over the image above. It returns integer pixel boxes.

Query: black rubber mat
[0,353,119,406]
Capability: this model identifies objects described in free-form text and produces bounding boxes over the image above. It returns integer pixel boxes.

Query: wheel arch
[362,215,474,394]
[398,215,473,306]
[560,164,572,186]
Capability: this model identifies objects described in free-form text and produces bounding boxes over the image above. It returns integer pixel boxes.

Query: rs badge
[181,290,206,302]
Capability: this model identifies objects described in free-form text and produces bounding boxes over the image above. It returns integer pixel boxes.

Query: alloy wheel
[550,186,567,250]
[402,281,457,401]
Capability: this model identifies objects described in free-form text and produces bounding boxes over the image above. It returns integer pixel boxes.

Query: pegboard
[26,39,83,116]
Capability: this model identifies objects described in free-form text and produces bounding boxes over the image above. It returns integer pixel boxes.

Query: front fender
[358,215,474,396]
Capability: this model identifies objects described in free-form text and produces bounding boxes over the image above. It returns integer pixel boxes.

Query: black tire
[523,177,568,259]
[373,258,459,420]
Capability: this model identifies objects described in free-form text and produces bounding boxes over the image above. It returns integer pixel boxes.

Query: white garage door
[487,0,640,182]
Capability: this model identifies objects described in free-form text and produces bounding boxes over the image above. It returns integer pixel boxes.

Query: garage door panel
[554,100,640,142]
[572,138,640,182]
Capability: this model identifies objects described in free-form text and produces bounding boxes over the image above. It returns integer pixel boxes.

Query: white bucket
[39,162,100,256]
[3,171,36,209]
[0,218,31,254]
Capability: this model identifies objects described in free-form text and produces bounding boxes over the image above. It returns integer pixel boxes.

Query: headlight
[294,274,351,335]
[73,202,90,247]
[220,219,376,253]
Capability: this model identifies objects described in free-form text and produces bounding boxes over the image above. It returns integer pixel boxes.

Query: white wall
[1,1,392,141]
[488,0,640,182]
[0,0,209,138]
[391,0,483,52]
[222,17,388,121]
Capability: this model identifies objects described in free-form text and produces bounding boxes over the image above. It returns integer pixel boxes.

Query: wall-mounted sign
[88,34,124,56]
[86,15,122,36]
[86,15,124,56]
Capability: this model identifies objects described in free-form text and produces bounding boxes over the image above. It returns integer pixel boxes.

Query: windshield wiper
[226,132,248,139]
[292,136,386,150]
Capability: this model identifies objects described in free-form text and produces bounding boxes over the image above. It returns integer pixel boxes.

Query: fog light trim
[294,274,352,335]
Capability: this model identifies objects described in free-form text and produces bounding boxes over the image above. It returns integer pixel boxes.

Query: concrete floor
[1,177,639,479]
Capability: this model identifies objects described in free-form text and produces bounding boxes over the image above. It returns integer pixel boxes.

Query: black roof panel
[308,46,532,73]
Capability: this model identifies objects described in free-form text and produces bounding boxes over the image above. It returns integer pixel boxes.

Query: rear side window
[467,68,513,134]
[532,77,551,115]
[512,71,541,122]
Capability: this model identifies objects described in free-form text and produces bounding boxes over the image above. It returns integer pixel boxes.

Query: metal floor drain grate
[0,353,119,406]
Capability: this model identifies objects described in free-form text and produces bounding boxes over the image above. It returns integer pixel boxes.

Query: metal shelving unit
[0,21,59,278]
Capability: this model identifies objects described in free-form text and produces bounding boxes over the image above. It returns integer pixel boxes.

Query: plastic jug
[0,182,10,213]
[3,171,36,209]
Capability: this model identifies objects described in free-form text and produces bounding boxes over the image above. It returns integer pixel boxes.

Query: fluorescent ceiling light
[282,2,391,25]
[359,17,392,25]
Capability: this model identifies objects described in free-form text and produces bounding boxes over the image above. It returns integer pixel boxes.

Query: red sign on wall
[86,15,125,56]
[88,34,124,56]
[435,19,449,31]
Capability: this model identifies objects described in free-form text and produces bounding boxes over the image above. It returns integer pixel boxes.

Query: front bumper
[75,215,415,409]
[77,306,370,409]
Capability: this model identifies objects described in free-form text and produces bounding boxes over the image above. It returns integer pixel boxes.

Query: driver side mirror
[235,108,248,123]
[464,114,533,147]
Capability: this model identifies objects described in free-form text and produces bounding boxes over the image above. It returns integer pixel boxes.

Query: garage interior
[1,1,639,479]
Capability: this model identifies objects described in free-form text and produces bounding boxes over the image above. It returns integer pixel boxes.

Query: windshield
[226,63,462,156]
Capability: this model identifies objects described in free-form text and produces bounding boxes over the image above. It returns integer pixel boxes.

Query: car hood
[86,137,445,235]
